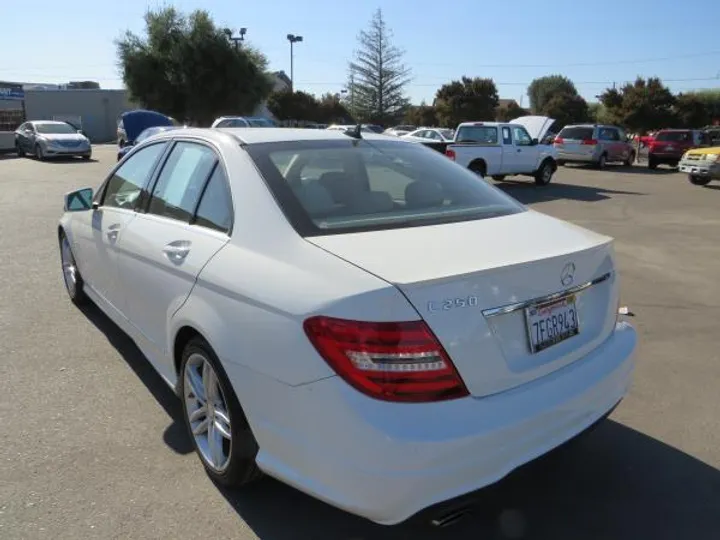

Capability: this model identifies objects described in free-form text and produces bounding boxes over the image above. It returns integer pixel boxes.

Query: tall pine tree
[347,9,411,125]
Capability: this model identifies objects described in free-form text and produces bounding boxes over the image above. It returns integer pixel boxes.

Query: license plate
[525,295,579,353]
[665,146,675,151]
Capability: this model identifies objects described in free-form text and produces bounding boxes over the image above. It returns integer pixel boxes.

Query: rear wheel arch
[174,326,208,379]
[468,159,487,176]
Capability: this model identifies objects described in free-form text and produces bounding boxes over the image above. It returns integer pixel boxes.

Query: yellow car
[678,147,720,186]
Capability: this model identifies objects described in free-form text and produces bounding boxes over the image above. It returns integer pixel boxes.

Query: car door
[72,141,169,315]
[500,126,517,174]
[115,140,232,371]
[20,123,36,152]
[511,125,538,172]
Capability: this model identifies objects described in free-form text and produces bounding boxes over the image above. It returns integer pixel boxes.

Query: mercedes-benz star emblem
[560,262,576,287]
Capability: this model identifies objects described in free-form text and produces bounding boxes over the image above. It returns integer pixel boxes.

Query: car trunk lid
[307,211,620,397]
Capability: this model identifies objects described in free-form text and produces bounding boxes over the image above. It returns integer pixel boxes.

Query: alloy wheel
[60,236,77,297]
[183,353,233,473]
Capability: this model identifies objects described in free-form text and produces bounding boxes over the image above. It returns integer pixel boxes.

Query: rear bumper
[649,152,682,163]
[555,151,596,163]
[241,322,636,525]
[679,160,720,178]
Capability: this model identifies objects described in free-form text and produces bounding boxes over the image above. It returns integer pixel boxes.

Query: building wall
[24,89,133,143]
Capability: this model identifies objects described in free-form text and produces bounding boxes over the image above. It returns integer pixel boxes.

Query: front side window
[147,142,217,222]
[245,139,524,236]
[512,126,532,146]
[102,143,167,209]
[455,126,498,144]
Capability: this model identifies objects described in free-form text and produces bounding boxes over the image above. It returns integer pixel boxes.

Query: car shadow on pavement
[496,181,645,204]
[562,164,676,176]
[34,157,99,164]
[78,302,194,455]
[217,420,720,539]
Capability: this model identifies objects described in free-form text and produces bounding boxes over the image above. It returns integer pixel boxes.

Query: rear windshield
[558,126,594,140]
[455,126,498,144]
[245,139,524,236]
[655,131,691,142]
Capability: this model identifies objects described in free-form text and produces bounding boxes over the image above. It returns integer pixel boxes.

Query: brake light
[303,316,469,403]
[581,139,598,145]
[445,148,456,160]
[553,137,564,144]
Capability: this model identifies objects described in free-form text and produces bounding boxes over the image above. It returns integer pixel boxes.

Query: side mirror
[531,138,539,146]
[64,188,94,212]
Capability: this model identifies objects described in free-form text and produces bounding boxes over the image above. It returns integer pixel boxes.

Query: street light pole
[224,27,247,50]
[286,34,303,93]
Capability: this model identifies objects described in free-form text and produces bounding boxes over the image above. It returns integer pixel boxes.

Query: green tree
[541,92,589,129]
[316,93,354,124]
[117,7,273,126]
[404,102,437,126]
[434,77,499,128]
[495,101,529,121]
[348,9,411,124]
[675,93,711,128]
[267,90,319,122]
[527,75,578,114]
[599,77,676,133]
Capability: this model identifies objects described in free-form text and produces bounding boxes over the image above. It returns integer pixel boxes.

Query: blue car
[117,125,182,161]
[116,109,174,149]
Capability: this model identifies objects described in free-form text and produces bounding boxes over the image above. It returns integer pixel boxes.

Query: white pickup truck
[422,116,558,186]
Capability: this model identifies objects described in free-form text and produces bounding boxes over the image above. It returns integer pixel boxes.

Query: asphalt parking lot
[1,146,719,540]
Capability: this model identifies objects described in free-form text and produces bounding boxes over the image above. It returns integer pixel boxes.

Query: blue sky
[2,0,719,105]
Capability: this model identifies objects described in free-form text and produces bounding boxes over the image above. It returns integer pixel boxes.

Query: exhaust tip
[430,507,472,528]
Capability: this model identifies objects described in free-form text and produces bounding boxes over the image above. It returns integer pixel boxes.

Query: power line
[3,49,720,74]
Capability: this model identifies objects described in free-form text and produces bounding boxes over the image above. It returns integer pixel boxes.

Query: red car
[648,129,711,169]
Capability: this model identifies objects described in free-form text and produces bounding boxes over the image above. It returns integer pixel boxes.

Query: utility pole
[286,34,303,93]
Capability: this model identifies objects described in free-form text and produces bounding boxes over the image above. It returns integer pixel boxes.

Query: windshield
[558,126,594,140]
[245,139,524,236]
[35,122,77,135]
[655,131,691,142]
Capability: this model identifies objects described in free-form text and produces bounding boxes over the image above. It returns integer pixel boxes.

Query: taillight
[581,139,598,145]
[303,316,469,403]
[553,137,564,144]
[445,148,456,160]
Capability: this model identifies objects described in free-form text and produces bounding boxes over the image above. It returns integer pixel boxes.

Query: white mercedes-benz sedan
[58,127,636,525]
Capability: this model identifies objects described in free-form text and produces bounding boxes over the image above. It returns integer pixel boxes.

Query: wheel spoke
[186,366,206,403]
[213,408,231,439]
[192,416,210,436]
[188,405,207,423]
[208,421,225,468]
[202,361,218,403]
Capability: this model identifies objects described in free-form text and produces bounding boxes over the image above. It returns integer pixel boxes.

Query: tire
[534,159,555,186]
[16,143,25,158]
[180,337,263,487]
[35,144,45,161]
[491,175,505,181]
[59,231,87,305]
[689,174,711,186]
[82,155,91,161]
[468,161,486,177]
[624,152,635,167]
[595,154,607,170]
[648,156,657,170]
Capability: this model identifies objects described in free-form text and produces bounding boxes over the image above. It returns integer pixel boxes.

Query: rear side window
[655,131,691,142]
[245,139,524,236]
[148,142,217,222]
[194,165,233,233]
[455,126,498,144]
[558,127,594,140]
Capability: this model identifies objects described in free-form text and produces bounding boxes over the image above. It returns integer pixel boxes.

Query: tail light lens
[581,139,598,145]
[445,148,456,160]
[553,137,564,144]
[303,316,469,403]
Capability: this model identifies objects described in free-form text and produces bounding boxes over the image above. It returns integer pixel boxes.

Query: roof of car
[147,127,395,145]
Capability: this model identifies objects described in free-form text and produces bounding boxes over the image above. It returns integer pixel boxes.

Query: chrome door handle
[163,241,191,262]
[106,223,121,241]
